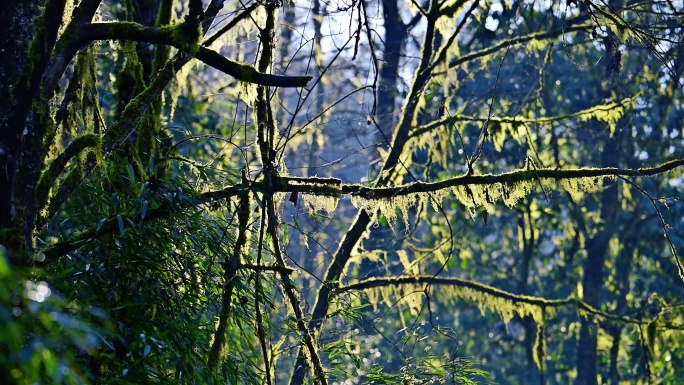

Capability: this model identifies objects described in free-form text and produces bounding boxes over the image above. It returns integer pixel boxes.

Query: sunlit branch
[41,159,684,261]
[81,22,312,87]
[409,91,639,139]
[340,275,574,307]
[441,23,591,73]
[339,275,667,326]
[279,159,684,199]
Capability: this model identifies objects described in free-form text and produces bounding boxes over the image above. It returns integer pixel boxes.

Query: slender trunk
[517,206,541,382]
[375,0,407,140]
[576,136,619,385]
[288,3,441,384]
[608,235,636,384]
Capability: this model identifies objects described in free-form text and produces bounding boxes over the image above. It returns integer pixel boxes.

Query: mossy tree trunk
[0,0,310,261]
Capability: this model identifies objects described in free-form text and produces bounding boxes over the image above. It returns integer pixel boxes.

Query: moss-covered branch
[339,275,659,326]
[410,96,637,138]
[341,275,574,307]
[80,22,311,87]
[41,158,684,261]
[444,22,591,72]
[273,159,684,199]
[35,133,101,212]
[335,159,684,199]
[208,175,250,371]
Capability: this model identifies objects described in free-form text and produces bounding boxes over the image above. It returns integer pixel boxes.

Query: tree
[1,0,683,384]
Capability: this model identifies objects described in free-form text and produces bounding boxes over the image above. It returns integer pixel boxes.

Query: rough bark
[0,0,43,244]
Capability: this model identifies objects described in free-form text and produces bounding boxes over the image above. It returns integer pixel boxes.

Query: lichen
[300,193,339,216]
[350,191,448,230]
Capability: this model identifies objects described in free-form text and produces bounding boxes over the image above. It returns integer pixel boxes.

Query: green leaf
[97,218,106,232]
[0,247,9,277]
[149,155,155,173]
[283,223,288,245]
[128,163,136,182]
[112,193,119,210]
[141,200,148,219]
[117,215,125,236]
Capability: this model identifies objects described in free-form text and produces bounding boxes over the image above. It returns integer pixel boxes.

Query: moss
[533,321,547,373]
[23,21,47,90]
[165,15,202,56]
[36,133,102,212]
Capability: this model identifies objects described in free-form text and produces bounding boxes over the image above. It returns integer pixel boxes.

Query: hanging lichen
[350,191,449,229]
[300,193,339,216]
[533,320,546,374]
[168,59,193,120]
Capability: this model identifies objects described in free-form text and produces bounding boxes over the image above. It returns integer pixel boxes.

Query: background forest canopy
[1,0,684,383]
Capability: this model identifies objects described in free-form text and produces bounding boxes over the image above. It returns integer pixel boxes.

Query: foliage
[1,0,683,384]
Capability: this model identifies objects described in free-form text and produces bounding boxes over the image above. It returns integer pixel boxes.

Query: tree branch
[443,23,591,73]
[35,133,101,211]
[80,21,311,87]
[339,275,659,325]
[202,2,260,47]
[334,160,684,199]
[410,94,637,139]
[41,158,684,261]
[278,159,684,199]
[340,275,574,307]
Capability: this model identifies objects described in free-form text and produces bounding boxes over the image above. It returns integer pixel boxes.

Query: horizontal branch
[42,159,684,260]
[441,22,591,72]
[339,275,651,325]
[197,47,313,87]
[82,22,312,87]
[410,96,636,138]
[278,159,684,199]
[340,275,574,307]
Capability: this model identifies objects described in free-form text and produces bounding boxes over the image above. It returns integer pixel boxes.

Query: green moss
[36,134,102,213]
[165,18,202,56]
[24,22,47,90]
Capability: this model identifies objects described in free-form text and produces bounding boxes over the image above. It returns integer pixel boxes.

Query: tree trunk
[576,137,620,385]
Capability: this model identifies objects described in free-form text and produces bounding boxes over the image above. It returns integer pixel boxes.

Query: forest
[0,0,683,384]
